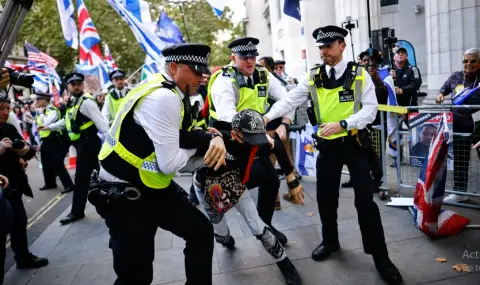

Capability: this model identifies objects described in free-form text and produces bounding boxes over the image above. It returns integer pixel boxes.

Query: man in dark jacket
[391,47,422,106]
[0,92,49,276]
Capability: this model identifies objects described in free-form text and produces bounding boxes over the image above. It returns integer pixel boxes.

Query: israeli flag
[107,0,169,63]
[206,0,227,18]
[294,123,319,177]
[157,10,185,44]
[56,0,78,49]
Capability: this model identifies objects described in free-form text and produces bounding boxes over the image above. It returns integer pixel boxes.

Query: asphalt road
[3,158,74,273]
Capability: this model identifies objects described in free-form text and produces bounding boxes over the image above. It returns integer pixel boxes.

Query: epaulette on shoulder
[221,66,238,77]
[311,63,322,70]
[161,80,177,89]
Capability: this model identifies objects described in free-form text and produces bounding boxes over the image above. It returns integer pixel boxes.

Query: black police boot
[61,185,75,194]
[15,253,49,269]
[277,257,303,285]
[39,185,57,191]
[311,241,340,261]
[270,226,288,246]
[373,255,403,285]
[60,213,85,225]
[189,184,199,205]
[341,180,353,188]
[215,233,235,249]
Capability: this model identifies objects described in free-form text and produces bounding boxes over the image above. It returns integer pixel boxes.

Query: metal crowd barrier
[392,105,480,211]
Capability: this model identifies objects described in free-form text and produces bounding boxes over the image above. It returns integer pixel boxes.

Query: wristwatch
[340,120,348,129]
[280,122,291,132]
[210,133,222,140]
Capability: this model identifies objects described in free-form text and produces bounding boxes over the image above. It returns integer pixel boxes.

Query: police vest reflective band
[98,74,184,190]
[207,66,270,121]
[37,105,61,138]
[307,64,365,140]
[108,91,125,120]
[65,94,95,141]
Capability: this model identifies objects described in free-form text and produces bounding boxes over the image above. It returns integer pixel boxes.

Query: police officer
[208,37,302,245]
[34,91,75,193]
[102,69,129,124]
[38,73,109,225]
[93,43,226,285]
[391,47,422,106]
[263,26,403,285]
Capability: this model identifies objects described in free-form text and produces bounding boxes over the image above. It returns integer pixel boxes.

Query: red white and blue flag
[76,0,110,88]
[413,113,470,237]
[25,42,58,69]
[103,44,118,73]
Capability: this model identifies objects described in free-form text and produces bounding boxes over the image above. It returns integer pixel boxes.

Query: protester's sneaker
[277,257,303,285]
[215,234,235,249]
[443,194,469,203]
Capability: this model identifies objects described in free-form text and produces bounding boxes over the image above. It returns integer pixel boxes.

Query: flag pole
[126,64,145,83]
[178,2,190,42]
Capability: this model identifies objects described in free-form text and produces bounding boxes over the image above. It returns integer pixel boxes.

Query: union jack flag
[25,42,58,69]
[413,113,470,237]
[104,44,118,73]
[77,0,102,65]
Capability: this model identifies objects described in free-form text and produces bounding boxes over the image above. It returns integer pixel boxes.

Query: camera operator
[0,91,49,274]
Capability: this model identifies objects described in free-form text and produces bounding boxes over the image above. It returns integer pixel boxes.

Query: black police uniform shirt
[0,123,34,197]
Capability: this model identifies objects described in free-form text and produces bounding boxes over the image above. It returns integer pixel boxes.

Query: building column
[301,0,336,69]
[424,0,480,104]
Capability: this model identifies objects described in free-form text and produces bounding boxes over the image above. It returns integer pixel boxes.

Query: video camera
[5,67,34,88]
[0,0,35,86]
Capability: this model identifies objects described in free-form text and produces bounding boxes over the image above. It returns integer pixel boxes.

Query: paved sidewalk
[3,175,480,285]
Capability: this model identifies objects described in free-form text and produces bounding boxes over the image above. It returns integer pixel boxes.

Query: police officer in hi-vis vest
[38,73,109,225]
[207,37,303,246]
[102,69,129,125]
[34,91,74,194]
[91,44,226,285]
[263,26,403,285]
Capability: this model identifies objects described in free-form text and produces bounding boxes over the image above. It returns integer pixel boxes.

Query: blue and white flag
[157,10,185,44]
[56,0,78,49]
[206,0,227,18]
[75,63,111,89]
[294,123,319,177]
[284,0,301,21]
[107,0,168,63]
[379,67,399,158]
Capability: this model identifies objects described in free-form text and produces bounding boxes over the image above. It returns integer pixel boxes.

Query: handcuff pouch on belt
[88,170,141,209]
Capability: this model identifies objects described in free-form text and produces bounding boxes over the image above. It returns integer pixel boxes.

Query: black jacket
[394,62,422,106]
[0,123,36,197]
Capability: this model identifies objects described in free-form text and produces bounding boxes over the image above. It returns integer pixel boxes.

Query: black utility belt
[89,181,142,202]
[312,133,356,148]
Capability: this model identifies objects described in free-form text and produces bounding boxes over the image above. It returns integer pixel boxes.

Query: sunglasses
[463,59,478,64]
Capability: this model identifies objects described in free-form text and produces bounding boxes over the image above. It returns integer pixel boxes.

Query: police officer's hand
[436,94,444,104]
[320,122,343,137]
[36,125,49,131]
[204,136,227,171]
[0,68,10,89]
[0,174,9,188]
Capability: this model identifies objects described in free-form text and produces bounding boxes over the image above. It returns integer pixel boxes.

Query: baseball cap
[231,109,268,145]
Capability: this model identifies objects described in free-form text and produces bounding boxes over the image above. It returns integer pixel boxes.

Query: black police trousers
[246,154,281,228]
[71,136,101,216]
[40,137,74,189]
[99,182,214,285]
[316,138,388,256]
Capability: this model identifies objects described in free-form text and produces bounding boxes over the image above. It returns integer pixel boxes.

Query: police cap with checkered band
[231,109,268,145]
[162,43,212,75]
[64,72,85,84]
[228,37,260,57]
[312,25,349,47]
[109,69,125,80]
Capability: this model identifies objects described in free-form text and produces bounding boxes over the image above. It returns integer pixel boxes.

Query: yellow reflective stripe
[79,121,94,130]
[308,68,322,125]
[378,104,408,114]
[113,141,144,169]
